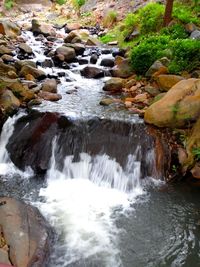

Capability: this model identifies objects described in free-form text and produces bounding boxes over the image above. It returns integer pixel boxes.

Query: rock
[28,98,42,107]
[42,79,57,93]
[125,101,132,108]
[131,93,149,104]
[178,147,188,166]
[0,20,21,38]
[156,75,185,91]
[19,65,46,80]
[65,23,81,33]
[86,37,100,46]
[0,197,53,267]
[38,91,62,101]
[124,30,140,42]
[31,19,56,37]
[64,31,78,43]
[99,98,114,106]
[1,54,15,64]
[64,43,85,56]
[146,59,169,77]
[15,60,36,71]
[0,248,11,265]
[190,30,200,40]
[78,58,88,65]
[100,58,115,67]
[103,77,124,92]
[191,70,200,78]
[7,71,18,79]
[90,53,98,64]
[111,59,133,78]
[71,36,82,44]
[0,45,13,56]
[0,62,16,78]
[108,41,118,45]
[55,46,76,62]
[40,59,53,68]
[185,23,197,34]
[0,89,20,114]
[191,163,200,179]
[81,66,104,79]
[18,43,33,54]
[8,81,35,102]
[144,86,160,96]
[144,79,200,128]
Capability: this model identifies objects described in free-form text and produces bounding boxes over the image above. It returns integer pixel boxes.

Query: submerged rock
[0,197,53,267]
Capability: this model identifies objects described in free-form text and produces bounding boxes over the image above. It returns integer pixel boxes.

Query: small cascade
[39,137,145,267]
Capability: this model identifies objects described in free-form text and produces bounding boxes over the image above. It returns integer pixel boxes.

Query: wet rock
[190,30,200,40]
[42,79,57,93]
[78,58,88,65]
[99,98,114,106]
[0,89,20,114]
[86,37,100,46]
[38,91,62,101]
[144,79,200,128]
[41,58,54,68]
[100,58,115,68]
[90,53,98,64]
[103,77,124,92]
[19,65,46,80]
[28,98,42,107]
[31,19,56,37]
[0,20,21,38]
[0,45,13,56]
[8,81,35,102]
[7,71,18,79]
[111,59,133,78]
[55,46,76,62]
[156,75,185,91]
[18,43,33,54]
[0,197,53,267]
[80,66,104,79]
[112,48,126,57]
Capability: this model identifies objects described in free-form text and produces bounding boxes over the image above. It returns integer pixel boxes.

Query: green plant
[99,33,117,44]
[4,0,13,10]
[56,0,66,5]
[173,4,199,24]
[72,0,85,9]
[138,3,165,34]
[160,24,189,39]
[172,164,178,172]
[192,147,200,161]
[103,10,118,28]
[168,39,200,74]
[130,35,170,74]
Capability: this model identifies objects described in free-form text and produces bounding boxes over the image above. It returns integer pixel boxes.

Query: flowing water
[0,29,200,267]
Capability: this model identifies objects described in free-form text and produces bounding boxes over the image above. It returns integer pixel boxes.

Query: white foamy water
[39,140,144,267]
[0,113,34,178]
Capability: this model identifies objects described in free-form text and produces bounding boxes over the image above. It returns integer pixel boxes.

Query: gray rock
[55,46,76,62]
[190,30,200,40]
[100,58,115,67]
[19,43,33,54]
[81,66,104,79]
[103,77,124,92]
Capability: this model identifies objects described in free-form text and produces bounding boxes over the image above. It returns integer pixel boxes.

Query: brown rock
[81,66,104,79]
[38,91,62,101]
[42,79,57,93]
[31,19,56,37]
[55,46,76,62]
[0,62,16,78]
[19,65,46,80]
[144,79,200,128]
[157,75,185,91]
[191,163,200,179]
[103,78,124,92]
[111,59,133,78]
[0,197,53,267]
[0,45,12,56]
[18,43,33,54]
[0,20,21,38]
[0,89,20,114]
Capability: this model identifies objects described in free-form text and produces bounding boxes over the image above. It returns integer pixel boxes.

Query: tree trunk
[163,0,174,27]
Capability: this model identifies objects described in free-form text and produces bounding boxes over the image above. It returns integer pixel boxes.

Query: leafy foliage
[103,10,118,28]
[192,147,200,161]
[72,0,85,8]
[173,3,199,24]
[4,0,13,10]
[130,35,170,74]
[160,24,189,39]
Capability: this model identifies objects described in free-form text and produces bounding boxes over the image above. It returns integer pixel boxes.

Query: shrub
[160,24,189,39]
[100,33,116,44]
[103,10,118,28]
[168,39,200,74]
[138,3,165,34]
[4,0,13,10]
[130,35,170,74]
[173,4,199,24]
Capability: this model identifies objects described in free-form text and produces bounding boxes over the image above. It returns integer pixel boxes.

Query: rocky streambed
[0,17,200,267]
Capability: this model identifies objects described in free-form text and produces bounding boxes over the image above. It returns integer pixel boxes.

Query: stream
[0,28,200,267]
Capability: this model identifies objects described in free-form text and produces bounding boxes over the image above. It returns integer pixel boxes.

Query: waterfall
[39,137,146,267]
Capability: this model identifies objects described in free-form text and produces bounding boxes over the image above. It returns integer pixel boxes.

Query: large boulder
[15,60,36,71]
[144,79,200,128]
[42,79,57,93]
[18,43,33,54]
[0,197,53,267]
[31,19,55,37]
[103,78,124,92]
[0,45,13,56]
[19,65,46,80]
[55,46,76,62]
[8,81,35,102]
[111,59,133,78]
[0,20,21,38]
[81,66,104,79]
[38,91,62,101]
